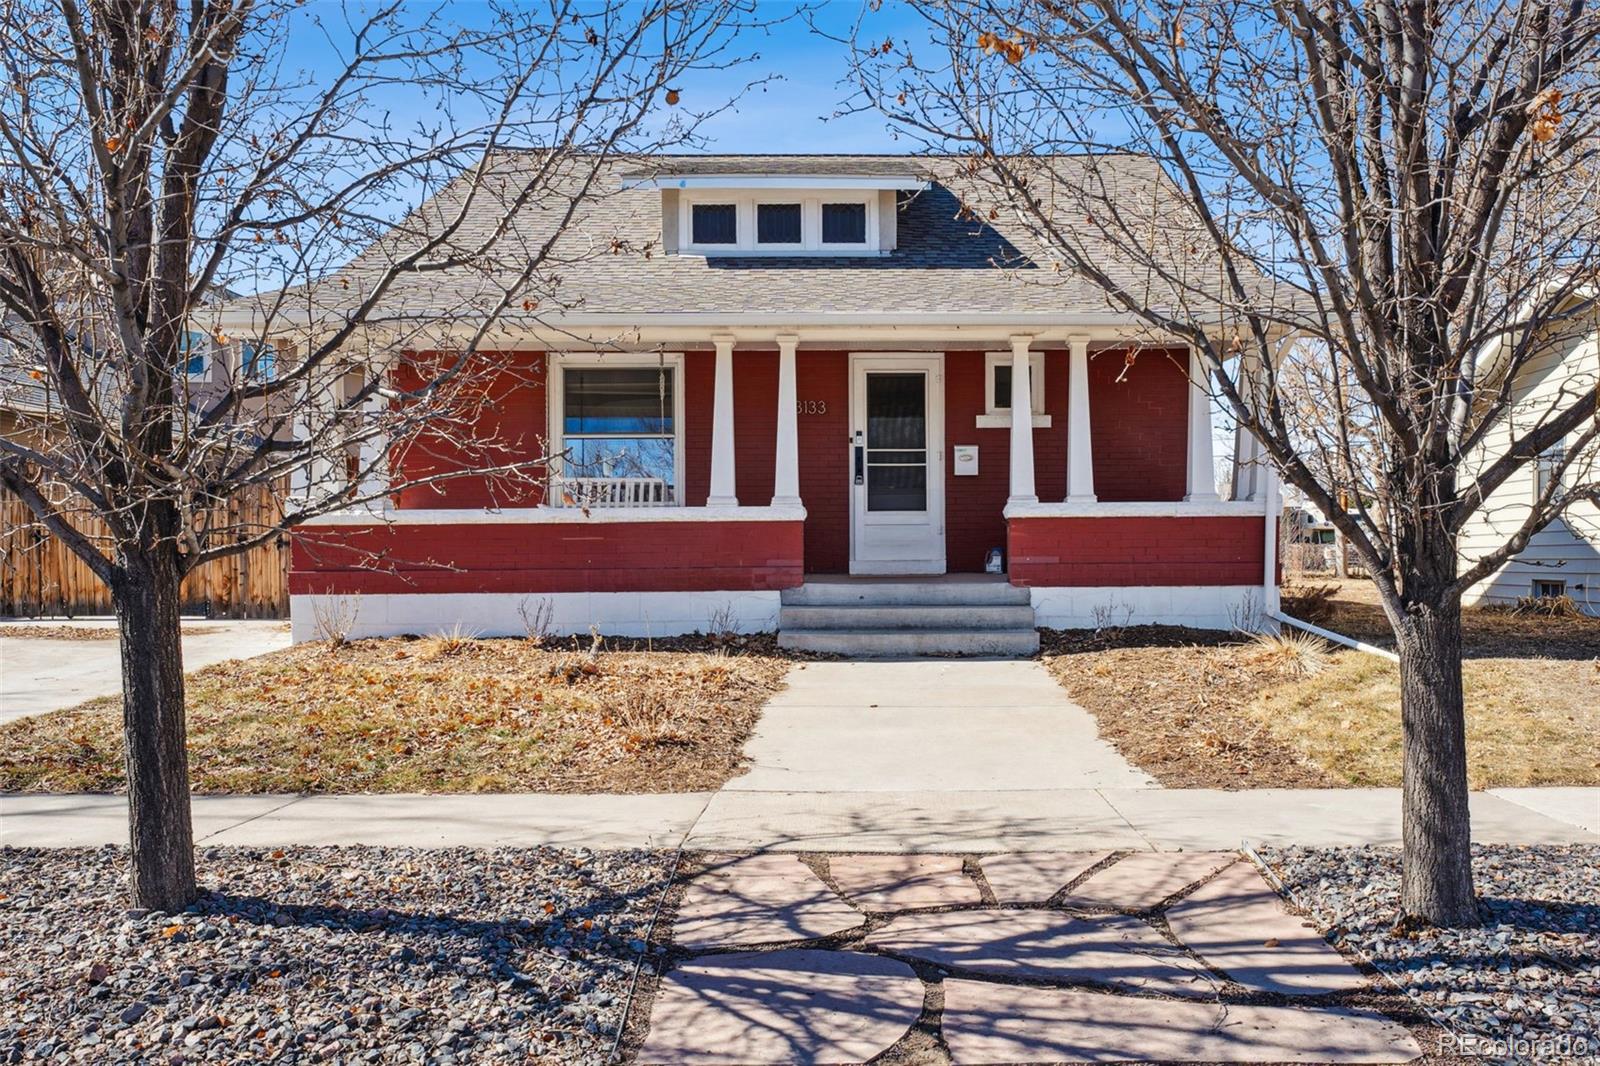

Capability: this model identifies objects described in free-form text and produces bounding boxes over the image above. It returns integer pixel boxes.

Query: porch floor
[799,572,1010,585]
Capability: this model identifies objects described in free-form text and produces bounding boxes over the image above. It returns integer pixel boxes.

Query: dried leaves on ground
[0,636,790,794]
[1042,590,1600,788]
[1041,627,1340,788]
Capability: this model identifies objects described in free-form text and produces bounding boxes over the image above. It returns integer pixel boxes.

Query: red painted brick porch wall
[290,519,805,595]
[391,350,547,509]
[1008,515,1266,586]
[1088,348,1189,502]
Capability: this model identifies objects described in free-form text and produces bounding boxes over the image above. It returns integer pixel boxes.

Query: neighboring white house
[1461,296,1600,614]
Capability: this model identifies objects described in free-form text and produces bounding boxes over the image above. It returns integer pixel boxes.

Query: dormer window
[821,202,867,245]
[691,203,737,245]
[626,169,928,257]
[757,203,803,245]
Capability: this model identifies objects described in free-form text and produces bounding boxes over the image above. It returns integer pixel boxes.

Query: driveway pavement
[0,618,290,724]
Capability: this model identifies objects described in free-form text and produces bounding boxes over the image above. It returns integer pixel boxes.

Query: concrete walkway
[728,659,1155,792]
[5,787,1595,851]
[0,618,290,724]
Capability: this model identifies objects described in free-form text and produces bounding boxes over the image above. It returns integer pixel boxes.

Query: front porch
[289,333,1278,641]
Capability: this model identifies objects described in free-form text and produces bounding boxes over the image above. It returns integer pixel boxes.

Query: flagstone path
[635,850,1423,1065]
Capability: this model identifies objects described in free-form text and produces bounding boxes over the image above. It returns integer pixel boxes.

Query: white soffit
[621,173,929,191]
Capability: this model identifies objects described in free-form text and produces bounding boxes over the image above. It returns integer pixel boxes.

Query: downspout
[1260,459,1280,625]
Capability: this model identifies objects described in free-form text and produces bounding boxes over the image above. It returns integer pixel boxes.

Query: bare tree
[0,0,766,910]
[851,0,1600,926]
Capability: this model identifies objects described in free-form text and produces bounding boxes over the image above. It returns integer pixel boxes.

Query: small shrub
[1280,583,1340,625]
[422,622,479,659]
[1245,628,1333,677]
[517,597,556,646]
[310,593,359,647]
[1506,593,1584,618]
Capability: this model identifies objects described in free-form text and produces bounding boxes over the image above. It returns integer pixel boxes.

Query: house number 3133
[796,400,827,415]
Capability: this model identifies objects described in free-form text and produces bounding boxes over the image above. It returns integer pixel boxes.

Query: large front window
[555,361,679,506]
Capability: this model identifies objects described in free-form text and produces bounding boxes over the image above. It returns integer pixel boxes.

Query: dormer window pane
[822,202,867,244]
[691,203,737,245]
[756,203,802,244]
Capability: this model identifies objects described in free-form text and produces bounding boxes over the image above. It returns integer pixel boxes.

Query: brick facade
[369,344,1210,582]
[391,350,547,509]
[290,519,805,595]
[1007,514,1267,587]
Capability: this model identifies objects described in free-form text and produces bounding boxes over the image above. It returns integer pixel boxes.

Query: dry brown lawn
[1044,588,1600,789]
[0,635,790,794]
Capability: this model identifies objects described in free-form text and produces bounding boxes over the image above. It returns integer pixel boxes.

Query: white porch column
[772,334,801,507]
[1007,334,1037,505]
[356,388,390,511]
[708,333,739,507]
[1066,335,1097,503]
[1232,348,1265,502]
[1185,345,1220,502]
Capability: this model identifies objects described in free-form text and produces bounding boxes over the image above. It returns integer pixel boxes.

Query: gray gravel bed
[0,845,674,1064]
[1259,844,1599,1063]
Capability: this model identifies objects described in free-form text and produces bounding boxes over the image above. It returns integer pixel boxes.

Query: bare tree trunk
[111,547,197,911]
[1394,592,1477,927]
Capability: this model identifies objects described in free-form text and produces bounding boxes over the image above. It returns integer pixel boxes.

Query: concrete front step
[781,580,1031,608]
[779,604,1038,631]
[778,627,1041,657]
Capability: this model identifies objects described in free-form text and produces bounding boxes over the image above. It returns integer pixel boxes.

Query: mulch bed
[1259,844,1600,1062]
[1040,627,1340,788]
[0,845,673,1064]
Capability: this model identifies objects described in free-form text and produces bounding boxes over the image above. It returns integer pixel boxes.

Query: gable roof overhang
[619,173,930,192]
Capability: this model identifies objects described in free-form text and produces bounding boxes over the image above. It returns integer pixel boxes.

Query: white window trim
[977,350,1051,428]
[548,352,686,507]
[239,339,277,383]
[1532,578,1567,598]
[1534,444,1567,502]
[180,330,211,381]
[678,190,880,256]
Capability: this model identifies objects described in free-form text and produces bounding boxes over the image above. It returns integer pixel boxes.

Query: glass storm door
[849,355,945,574]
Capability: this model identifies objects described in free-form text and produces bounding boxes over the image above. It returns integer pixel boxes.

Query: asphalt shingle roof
[236,153,1286,323]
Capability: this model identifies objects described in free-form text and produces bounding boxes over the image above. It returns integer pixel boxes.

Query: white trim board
[299,504,807,526]
[1029,585,1268,631]
[1005,500,1268,519]
[289,591,783,643]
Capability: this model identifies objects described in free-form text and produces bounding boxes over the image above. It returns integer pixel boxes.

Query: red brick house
[221,155,1281,653]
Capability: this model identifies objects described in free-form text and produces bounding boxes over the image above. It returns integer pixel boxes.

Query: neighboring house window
[1533,579,1567,599]
[552,356,682,505]
[756,202,803,245]
[1535,446,1566,500]
[821,202,867,244]
[691,203,738,245]
[180,330,208,378]
[242,340,276,382]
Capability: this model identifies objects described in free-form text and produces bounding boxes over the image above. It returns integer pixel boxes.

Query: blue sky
[668,1,919,153]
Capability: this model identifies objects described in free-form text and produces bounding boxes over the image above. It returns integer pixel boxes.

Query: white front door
[849,354,945,574]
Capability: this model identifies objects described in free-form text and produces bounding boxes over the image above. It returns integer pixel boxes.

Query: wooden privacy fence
[0,486,290,618]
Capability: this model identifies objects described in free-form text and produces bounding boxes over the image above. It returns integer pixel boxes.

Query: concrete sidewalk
[0,618,291,724]
[6,787,1594,852]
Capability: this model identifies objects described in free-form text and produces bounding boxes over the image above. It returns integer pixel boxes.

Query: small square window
[1535,446,1566,500]
[821,202,867,244]
[1533,579,1567,599]
[242,341,276,382]
[179,330,207,378]
[984,351,1045,417]
[691,203,737,245]
[756,203,802,244]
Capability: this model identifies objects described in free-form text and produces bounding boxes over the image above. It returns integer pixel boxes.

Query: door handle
[853,431,864,485]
